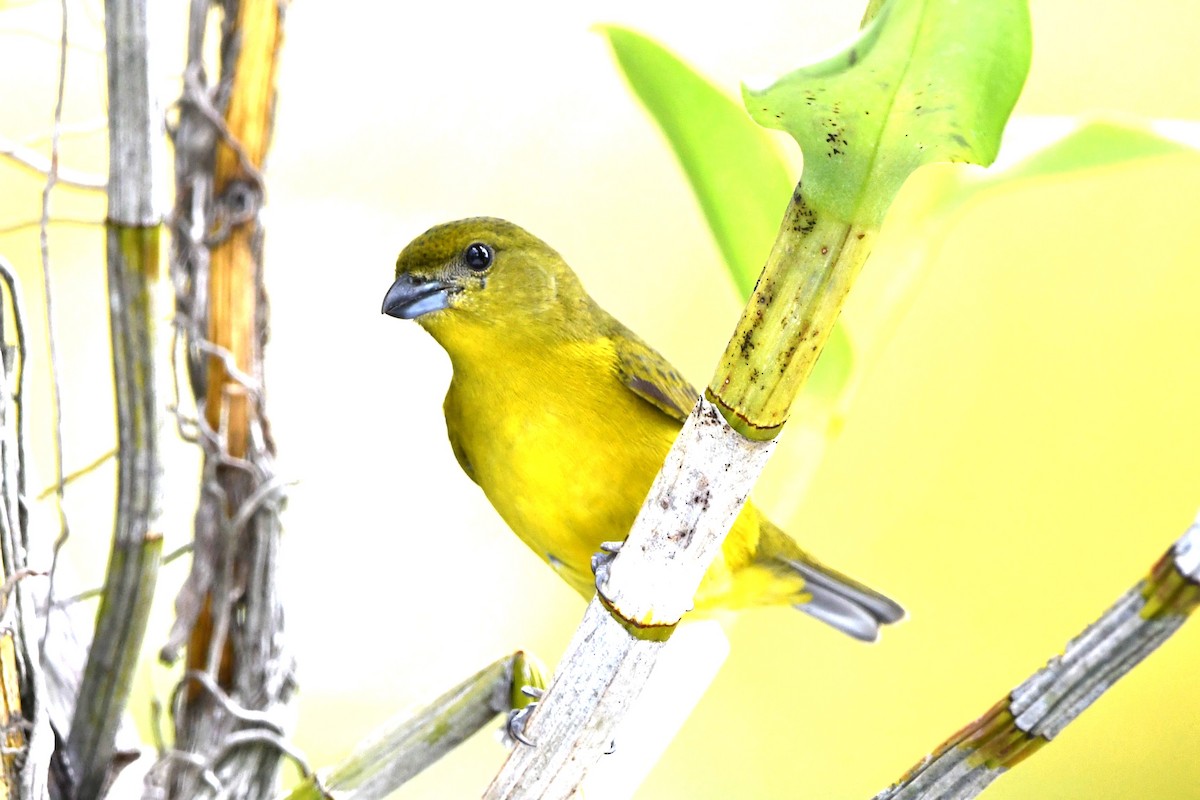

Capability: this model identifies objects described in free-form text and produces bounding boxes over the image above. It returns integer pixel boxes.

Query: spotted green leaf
[745,0,1031,227]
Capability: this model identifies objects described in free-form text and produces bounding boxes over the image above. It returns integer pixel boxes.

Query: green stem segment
[706,188,874,440]
[69,223,164,800]
[71,0,165,790]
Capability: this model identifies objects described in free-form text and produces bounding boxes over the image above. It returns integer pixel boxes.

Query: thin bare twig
[0,217,103,237]
[208,729,315,784]
[0,568,48,619]
[36,448,116,499]
[53,541,191,609]
[0,135,107,190]
[39,0,72,618]
[19,117,108,143]
[0,255,55,799]
[170,671,285,735]
[191,338,261,395]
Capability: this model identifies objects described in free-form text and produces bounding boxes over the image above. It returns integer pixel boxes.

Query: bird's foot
[502,686,615,754]
[591,540,623,595]
[503,685,543,747]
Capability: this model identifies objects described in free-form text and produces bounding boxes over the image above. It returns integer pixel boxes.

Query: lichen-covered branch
[66,2,166,796]
[873,510,1200,800]
[157,1,292,797]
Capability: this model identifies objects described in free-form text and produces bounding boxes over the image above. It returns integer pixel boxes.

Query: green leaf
[1000,121,1193,182]
[600,25,794,298]
[841,121,1198,419]
[744,0,1031,227]
[899,122,1197,231]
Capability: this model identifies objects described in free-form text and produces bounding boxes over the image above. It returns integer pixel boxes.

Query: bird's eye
[463,242,493,271]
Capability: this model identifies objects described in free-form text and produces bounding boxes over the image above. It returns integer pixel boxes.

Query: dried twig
[0,254,55,799]
[0,217,102,236]
[0,135,106,190]
[36,448,116,500]
[39,0,72,613]
[53,542,192,609]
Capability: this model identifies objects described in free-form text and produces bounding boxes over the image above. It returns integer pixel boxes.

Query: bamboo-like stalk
[692,0,883,444]
[706,198,873,440]
[201,0,280,455]
[873,511,1200,800]
[160,1,291,797]
[67,2,165,797]
[283,653,541,800]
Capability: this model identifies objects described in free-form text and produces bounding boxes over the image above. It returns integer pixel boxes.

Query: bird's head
[382,218,592,347]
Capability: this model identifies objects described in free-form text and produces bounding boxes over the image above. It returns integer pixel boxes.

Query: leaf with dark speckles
[744,0,1031,226]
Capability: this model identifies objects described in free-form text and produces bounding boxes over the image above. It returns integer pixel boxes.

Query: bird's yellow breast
[444,334,683,595]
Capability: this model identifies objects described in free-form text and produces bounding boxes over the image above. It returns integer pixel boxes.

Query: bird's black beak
[382,273,455,319]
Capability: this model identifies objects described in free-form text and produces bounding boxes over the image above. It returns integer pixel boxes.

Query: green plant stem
[68,223,164,800]
[706,188,873,440]
[68,1,164,794]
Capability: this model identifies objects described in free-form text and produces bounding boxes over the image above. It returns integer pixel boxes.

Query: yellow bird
[382,218,902,641]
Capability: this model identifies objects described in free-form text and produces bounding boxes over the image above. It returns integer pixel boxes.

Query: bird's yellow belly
[475,392,662,595]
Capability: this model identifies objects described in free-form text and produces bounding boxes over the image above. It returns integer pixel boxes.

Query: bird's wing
[613,328,699,424]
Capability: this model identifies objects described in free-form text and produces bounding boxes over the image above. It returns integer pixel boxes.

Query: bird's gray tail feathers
[780,557,905,643]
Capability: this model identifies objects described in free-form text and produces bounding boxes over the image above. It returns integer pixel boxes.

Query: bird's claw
[591,540,623,595]
[503,685,544,747]
[505,707,537,747]
[502,685,617,755]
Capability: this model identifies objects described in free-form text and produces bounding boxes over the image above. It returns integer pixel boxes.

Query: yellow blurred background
[2,1,1200,798]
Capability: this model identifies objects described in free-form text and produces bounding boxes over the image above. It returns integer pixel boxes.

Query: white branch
[103,0,166,224]
[484,398,774,799]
